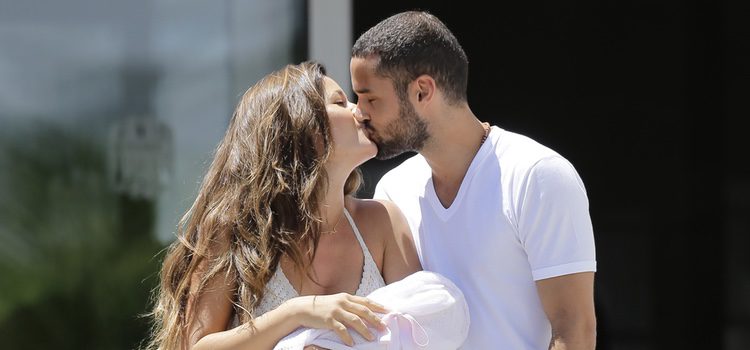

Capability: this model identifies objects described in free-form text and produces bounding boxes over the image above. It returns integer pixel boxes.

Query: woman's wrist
[280,295,311,327]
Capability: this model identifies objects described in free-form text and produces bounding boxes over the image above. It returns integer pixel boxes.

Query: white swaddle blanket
[273,271,470,350]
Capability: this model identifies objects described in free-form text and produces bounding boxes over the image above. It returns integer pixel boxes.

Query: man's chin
[375,146,408,160]
[375,153,396,160]
[371,136,416,160]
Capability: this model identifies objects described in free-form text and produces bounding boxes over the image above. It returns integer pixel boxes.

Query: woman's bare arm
[372,199,422,284]
[191,299,302,350]
[182,240,303,350]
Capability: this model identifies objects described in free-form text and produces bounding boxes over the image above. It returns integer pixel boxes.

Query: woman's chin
[357,150,376,164]
[356,147,377,165]
[365,143,378,159]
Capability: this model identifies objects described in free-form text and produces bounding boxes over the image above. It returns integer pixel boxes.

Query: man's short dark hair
[352,11,469,105]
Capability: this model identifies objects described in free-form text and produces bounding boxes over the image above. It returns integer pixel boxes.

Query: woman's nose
[351,103,368,122]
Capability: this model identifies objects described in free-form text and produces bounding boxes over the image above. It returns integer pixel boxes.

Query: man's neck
[420,109,487,208]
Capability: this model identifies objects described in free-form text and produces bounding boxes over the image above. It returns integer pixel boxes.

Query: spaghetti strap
[343,209,372,258]
[343,208,386,296]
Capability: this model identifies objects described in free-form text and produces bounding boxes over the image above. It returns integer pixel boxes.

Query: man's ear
[413,75,436,103]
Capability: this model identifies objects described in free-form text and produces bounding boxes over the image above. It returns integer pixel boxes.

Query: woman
[146,62,422,350]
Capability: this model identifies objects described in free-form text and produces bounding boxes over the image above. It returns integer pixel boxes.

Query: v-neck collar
[425,126,497,221]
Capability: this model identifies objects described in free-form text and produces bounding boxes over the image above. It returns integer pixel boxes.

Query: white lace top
[232,209,386,324]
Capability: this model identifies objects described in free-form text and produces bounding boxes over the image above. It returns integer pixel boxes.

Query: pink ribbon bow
[380,312,429,350]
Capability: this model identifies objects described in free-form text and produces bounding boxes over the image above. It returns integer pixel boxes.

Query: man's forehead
[352,60,390,94]
[351,57,379,78]
[353,78,389,95]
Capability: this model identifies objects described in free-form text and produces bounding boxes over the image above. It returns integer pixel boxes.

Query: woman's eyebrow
[330,89,347,101]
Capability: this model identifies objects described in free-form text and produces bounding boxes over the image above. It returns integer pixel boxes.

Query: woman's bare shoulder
[347,197,421,283]
[348,196,393,221]
[346,197,410,240]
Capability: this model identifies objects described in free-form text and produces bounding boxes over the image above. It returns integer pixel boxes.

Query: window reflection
[0,0,304,347]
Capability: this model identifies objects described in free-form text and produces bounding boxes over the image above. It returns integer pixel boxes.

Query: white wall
[308,0,353,98]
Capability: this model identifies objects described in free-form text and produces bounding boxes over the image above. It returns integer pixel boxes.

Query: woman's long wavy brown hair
[145,62,362,350]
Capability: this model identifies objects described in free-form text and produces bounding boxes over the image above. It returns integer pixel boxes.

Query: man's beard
[372,99,429,160]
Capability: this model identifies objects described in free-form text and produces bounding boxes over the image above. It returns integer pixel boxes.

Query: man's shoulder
[379,153,430,184]
[493,128,587,197]
[493,127,566,170]
[374,153,430,199]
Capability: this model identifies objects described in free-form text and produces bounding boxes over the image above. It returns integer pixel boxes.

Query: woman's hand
[285,293,389,346]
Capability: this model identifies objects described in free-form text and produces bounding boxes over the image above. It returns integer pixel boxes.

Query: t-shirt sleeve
[517,156,597,281]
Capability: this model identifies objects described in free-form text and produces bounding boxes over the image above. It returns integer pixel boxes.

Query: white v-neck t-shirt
[374,126,596,349]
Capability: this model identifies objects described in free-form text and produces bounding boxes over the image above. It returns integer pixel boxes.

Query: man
[351,11,597,349]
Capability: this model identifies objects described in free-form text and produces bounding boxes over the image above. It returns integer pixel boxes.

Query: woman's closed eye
[334,100,348,107]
